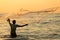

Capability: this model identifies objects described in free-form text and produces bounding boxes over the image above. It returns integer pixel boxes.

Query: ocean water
[0,12,60,40]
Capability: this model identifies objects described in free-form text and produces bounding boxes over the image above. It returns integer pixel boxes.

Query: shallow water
[0,13,60,40]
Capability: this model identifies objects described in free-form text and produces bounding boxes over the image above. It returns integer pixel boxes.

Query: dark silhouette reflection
[4,35,29,40]
[7,18,28,38]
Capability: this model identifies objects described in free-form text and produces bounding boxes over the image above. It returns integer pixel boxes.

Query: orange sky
[0,0,60,14]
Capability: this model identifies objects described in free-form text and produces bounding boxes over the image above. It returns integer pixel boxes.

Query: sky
[0,0,60,14]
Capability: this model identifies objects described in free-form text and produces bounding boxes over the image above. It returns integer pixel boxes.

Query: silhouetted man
[7,18,28,38]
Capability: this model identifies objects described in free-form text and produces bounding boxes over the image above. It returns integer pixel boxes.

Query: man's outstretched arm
[7,18,11,25]
[21,24,28,27]
[16,24,28,27]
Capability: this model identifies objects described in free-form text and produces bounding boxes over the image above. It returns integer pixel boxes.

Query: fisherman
[7,18,28,38]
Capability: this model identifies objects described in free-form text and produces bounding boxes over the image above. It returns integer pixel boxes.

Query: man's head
[12,20,16,24]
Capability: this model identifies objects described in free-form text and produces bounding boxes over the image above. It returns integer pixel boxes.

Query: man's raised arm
[7,18,11,25]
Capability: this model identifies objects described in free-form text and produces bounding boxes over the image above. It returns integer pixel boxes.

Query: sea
[0,12,60,40]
